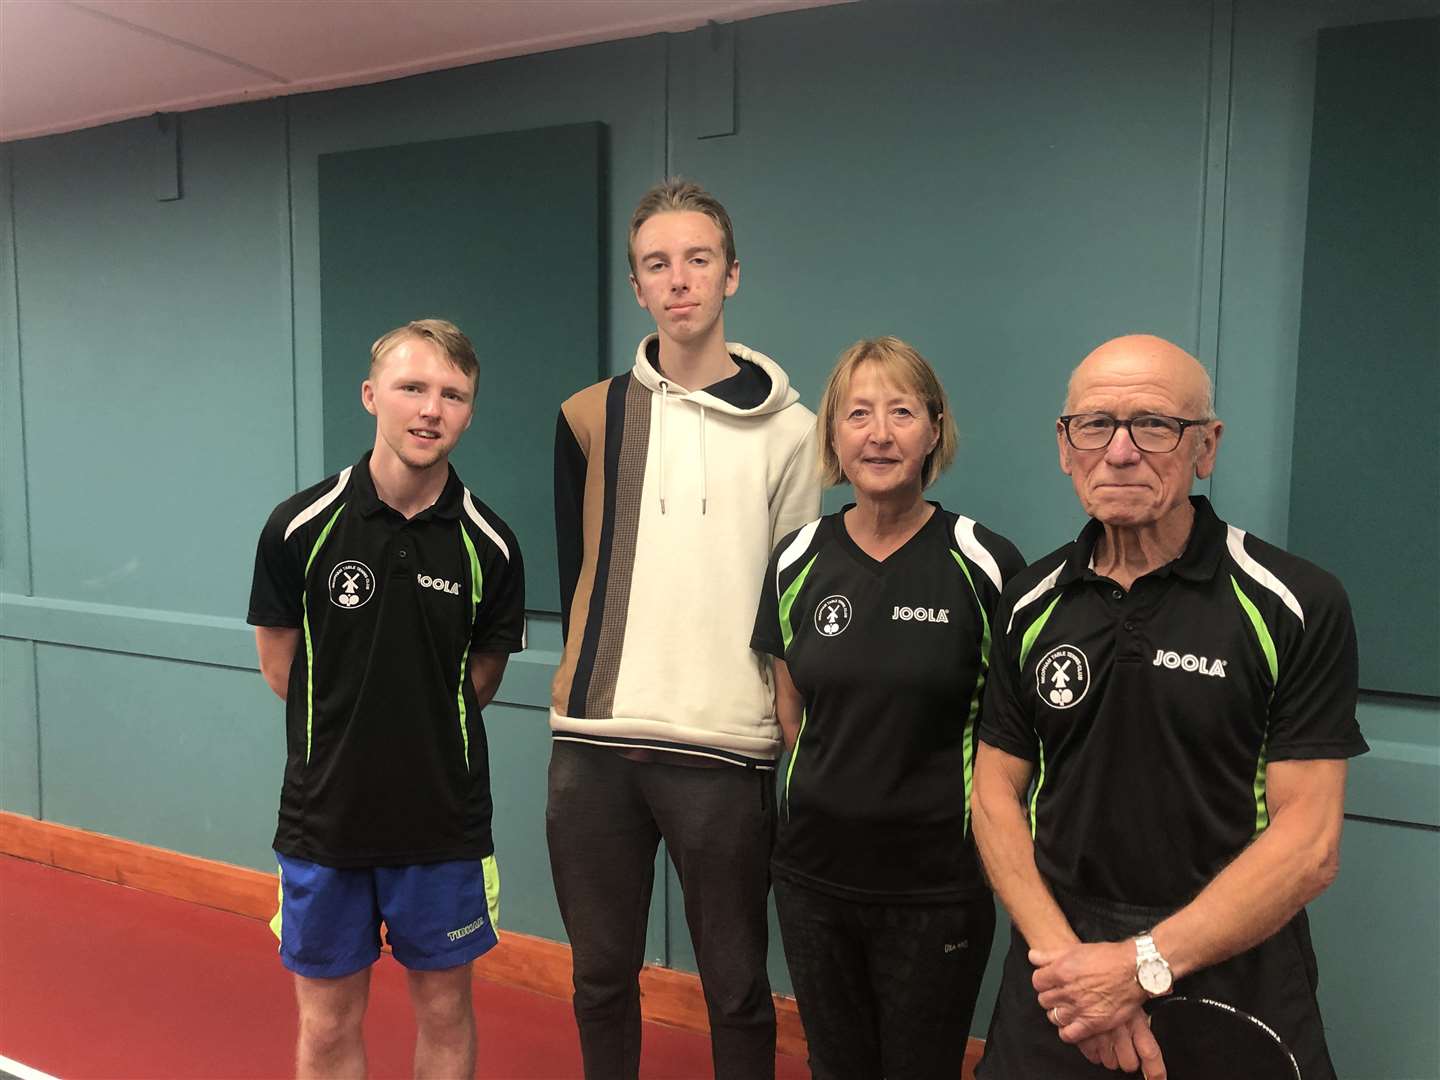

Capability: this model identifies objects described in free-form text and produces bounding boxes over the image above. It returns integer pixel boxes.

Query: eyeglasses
[1059,413,1210,453]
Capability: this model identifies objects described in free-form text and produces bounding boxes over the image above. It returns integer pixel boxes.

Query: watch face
[1138,958,1172,995]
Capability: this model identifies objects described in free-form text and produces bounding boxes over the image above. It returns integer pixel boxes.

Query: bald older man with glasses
[971,334,1367,1079]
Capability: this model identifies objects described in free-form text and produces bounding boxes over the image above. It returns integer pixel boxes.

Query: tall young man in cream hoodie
[548,180,820,1079]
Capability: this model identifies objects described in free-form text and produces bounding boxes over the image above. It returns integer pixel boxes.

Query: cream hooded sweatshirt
[549,334,820,764]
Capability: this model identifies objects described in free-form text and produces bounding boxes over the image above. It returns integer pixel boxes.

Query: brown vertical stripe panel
[585,377,652,715]
[550,382,612,713]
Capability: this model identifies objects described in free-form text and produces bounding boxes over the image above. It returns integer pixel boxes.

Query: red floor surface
[0,855,809,1079]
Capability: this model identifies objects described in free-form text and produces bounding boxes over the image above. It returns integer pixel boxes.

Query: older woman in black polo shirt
[753,337,1023,1079]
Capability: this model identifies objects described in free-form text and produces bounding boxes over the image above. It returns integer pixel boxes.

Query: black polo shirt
[248,451,525,868]
[753,505,1024,903]
[980,496,1366,908]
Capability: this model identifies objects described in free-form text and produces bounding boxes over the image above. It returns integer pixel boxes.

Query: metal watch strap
[1134,932,1173,996]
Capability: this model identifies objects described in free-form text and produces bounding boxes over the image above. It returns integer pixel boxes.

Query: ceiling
[0,0,846,142]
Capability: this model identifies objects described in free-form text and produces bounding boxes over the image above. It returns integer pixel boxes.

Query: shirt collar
[1060,495,1226,586]
[349,450,464,521]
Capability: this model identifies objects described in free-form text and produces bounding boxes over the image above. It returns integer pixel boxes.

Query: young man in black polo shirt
[972,334,1366,1080]
[248,318,525,1078]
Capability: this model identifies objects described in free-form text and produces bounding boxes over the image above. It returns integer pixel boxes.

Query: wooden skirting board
[0,811,986,1070]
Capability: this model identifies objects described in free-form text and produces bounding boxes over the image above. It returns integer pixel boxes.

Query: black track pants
[774,876,996,1080]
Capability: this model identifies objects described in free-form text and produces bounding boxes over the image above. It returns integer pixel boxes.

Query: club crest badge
[814,594,853,638]
[329,560,375,610]
[1036,644,1090,709]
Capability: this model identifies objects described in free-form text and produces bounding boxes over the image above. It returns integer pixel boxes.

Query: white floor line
[0,1055,60,1080]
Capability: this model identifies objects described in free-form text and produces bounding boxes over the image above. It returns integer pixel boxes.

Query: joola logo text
[1152,650,1228,677]
[417,573,461,596]
[892,606,950,623]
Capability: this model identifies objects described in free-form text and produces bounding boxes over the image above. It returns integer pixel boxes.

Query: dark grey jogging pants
[546,739,778,1080]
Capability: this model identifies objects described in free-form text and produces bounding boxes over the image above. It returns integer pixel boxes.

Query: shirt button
[1124,620,1135,631]
[398,549,408,559]
[1112,589,1123,600]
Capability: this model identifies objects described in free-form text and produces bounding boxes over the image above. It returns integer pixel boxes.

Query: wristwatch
[1133,933,1173,996]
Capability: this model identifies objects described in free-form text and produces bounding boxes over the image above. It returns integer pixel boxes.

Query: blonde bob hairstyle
[817,336,958,489]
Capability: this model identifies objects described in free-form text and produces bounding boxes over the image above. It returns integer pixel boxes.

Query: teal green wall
[317,122,607,612]
[670,0,1219,538]
[1288,17,1439,697]
[1,3,1436,1076]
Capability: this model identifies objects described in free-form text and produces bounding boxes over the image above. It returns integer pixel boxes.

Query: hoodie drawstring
[698,403,708,515]
[655,381,708,515]
[658,380,669,514]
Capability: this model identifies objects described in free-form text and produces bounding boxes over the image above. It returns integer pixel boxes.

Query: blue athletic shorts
[271,851,500,979]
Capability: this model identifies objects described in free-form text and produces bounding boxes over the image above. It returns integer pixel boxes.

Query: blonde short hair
[817,337,958,489]
[369,318,479,388]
